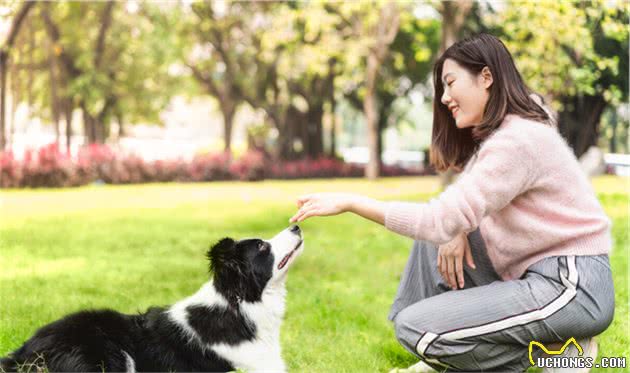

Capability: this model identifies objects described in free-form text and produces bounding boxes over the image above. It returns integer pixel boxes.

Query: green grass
[0,176,627,372]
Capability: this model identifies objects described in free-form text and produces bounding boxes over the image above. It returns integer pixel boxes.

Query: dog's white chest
[212,340,286,373]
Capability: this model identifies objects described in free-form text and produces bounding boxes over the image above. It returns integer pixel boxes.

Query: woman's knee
[592,297,615,336]
[393,307,431,355]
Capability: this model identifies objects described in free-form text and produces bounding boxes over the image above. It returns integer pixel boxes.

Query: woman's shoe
[388,360,436,373]
[541,337,598,373]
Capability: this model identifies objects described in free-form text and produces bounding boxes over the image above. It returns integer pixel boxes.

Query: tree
[243,2,345,160]
[324,2,406,178]
[435,0,474,188]
[341,11,440,173]
[3,2,184,147]
[487,0,629,157]
[181,2,341,160]
[183,1,252,155]
[363,3,400,179]
[0,1,35,151]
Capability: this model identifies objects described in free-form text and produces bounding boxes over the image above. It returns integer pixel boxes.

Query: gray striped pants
[389,229,615,372]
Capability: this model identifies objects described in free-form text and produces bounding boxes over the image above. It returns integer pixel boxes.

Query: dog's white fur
[167,228,303,373]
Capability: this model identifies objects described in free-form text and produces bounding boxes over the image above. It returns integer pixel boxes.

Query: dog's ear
[208,237,236,274]
[208,238,244,308]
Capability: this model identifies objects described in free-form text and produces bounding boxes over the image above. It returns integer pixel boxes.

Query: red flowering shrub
[188,152,232,182]
[0,144,424,188]
[20,144,93,188]
[153,159,189,182]
[270,157,364,179]
[0,150,22,188]
[230,151,266,181]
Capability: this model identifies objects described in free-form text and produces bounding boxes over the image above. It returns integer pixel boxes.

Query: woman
[289,34,614,373]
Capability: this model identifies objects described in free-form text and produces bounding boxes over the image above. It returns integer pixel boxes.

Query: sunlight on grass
[0,257,87,280]
[0,176,627,372]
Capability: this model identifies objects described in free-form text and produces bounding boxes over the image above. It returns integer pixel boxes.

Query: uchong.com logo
[529,337,627,370]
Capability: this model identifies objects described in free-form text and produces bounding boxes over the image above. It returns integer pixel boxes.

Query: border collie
[0,225,304,373]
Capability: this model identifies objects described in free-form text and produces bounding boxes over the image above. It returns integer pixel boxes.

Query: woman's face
[440,58,493,128]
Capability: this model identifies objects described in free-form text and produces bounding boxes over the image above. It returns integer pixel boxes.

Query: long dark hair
[430,33,551,172]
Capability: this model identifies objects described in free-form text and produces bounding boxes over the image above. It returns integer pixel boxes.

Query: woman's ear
[480,66,493,89]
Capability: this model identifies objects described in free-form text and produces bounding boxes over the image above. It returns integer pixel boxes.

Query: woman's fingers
[446,257,456,289]
[293,206,311,222]
[290,202,325,222]
[464,243,476,269]
[299,209,322,222]
[296,194,315,208]
[439,254,447,281]
[455,256,464,289]
[290,207,308,223]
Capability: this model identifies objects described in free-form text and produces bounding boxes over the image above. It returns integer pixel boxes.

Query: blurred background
[1,3,629,369]
[0,0,628,187]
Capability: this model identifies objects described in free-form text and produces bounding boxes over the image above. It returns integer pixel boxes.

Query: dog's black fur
[0,237,277,372]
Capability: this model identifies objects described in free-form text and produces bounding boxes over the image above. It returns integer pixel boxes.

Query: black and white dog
[0,225,304,373]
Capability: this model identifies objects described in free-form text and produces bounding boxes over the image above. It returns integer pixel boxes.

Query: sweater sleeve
[385,130,536,244]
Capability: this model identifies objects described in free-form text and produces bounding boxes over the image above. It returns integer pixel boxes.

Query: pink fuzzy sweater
[385,114,611,280]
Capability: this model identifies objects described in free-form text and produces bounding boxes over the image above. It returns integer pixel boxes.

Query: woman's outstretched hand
[437,232,476,290]
[289,193,356,223]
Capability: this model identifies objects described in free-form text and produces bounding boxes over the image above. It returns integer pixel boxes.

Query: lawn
[0,176,627,372]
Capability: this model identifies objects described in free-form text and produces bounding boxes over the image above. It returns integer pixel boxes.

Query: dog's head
[208,225,304,307]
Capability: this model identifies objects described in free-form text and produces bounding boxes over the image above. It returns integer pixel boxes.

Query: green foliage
[3,0,627,155]
[10,2,184,128]
[486,0,629,110]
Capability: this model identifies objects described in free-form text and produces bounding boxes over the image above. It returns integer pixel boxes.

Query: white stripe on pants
[390,231,614,372]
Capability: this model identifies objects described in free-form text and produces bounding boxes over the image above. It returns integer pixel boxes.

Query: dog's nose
[290,225,301,235]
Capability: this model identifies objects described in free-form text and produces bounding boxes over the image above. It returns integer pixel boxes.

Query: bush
[188,152,233,182]
[18,144,92,188]
[230,151,266,181]
[0,143,425,188]
[0,150,22,188]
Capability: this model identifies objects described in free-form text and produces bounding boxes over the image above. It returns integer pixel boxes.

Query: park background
[0,1,628,372]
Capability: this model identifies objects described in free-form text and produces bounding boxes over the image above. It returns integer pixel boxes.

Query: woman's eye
[447,80,454,87]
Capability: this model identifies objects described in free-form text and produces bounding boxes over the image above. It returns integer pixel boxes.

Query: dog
[0,225,304,373]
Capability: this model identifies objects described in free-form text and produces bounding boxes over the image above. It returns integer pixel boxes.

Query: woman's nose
[441,90,451,106]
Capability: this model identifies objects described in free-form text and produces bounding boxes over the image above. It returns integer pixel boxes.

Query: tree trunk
[64,100,73,153]
[0,1,34,151]
[329,96,337,158]
[609,110,617,153]
[438,0,473,188]
[363,3,400,180]
[364,53,380,180]
[116,109,124,138]
[0,52,7,151]
[26,24,33,117]
[286,106,305,160]
[95,120,105,144]
[81,105,97,144]
[267,109,292,160]
[48,38,61,148]
[558,95,608,158]
[220,101,236,155]
[304,103,324,159]
[377,112,387,170]
[328,59,337,158]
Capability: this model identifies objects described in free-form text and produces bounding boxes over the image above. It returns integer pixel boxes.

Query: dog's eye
[258,242,269,251]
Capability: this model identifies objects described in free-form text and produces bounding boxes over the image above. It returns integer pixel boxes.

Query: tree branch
[2,1,35,52]
[187,62,220,97]
[94,1,115,69]
[41,4,81,77]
